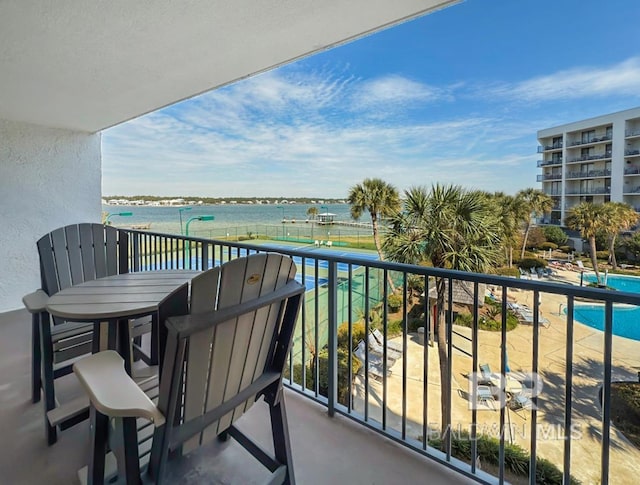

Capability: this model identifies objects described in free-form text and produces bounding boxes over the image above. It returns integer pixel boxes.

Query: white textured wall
[0,120,101,312]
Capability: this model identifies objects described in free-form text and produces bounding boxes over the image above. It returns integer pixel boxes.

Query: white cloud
[102,69,563,197]
[350,74,452,111]
[484,57,640,103]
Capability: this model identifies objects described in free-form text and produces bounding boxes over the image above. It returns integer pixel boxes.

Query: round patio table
[46,269,199,372]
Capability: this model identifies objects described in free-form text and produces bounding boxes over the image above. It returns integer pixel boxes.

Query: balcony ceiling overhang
[0,0,457,133]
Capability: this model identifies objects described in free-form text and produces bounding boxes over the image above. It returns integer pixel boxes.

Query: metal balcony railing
[565,153,612,163]
[122,228,639,485]
[537,143,563,153]
[536,173,562,182]
[565,169,611,179]
[626,149,640,157]
[625,130,640,138]
[625,167,640,175]
[537,159,563,167]
[568,135,612,147]
[565,187,610,195]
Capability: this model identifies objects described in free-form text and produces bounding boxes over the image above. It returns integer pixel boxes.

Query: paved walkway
[353,268,640,484]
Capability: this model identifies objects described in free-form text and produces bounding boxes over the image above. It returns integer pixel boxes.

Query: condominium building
[537,106,640,225]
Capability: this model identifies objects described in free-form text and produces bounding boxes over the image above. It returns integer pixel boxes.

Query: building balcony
[537,143,563,153]
[565,169,611,180]
[565,152,612,164]
[626,149,640,157]
[537,159,562,167]
[565,187,610,195]
[567,135,612,147]
[625,167,640,175]
[625,130,640,139]
[4,230,639,484]
[537,173,562,182]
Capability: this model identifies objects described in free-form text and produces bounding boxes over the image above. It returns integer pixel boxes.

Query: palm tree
[516,188,553,259]
[306,206,318,220]
[490,192,527,267]
[565,202,608,282]
[348,178,401,261]
[383,184,501,442]
[602,202,639,269]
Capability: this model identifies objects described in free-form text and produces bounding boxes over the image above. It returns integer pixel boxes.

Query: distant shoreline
[103,196,347,207]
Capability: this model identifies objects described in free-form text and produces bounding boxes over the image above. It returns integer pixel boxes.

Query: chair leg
[150,313,159,365]
[270,399,295,485]
[40,314,57,445]
[88,406,109,485]
[31,312,42,403]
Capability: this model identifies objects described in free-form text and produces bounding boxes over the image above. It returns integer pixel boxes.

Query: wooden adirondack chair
[22,223,131,444]
[73,253,305,484]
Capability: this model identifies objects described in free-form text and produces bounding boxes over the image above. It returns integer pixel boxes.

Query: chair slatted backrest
[152,253,303,462]
[37,223,129,323]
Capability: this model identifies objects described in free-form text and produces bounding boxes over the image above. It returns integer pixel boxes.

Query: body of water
[103,203,371,240]
[575,274,640,341]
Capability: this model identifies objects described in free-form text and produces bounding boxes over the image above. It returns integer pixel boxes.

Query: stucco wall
[0,120,101,312]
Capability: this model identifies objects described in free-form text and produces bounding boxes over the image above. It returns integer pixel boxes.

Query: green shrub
[539,242,558,250]
[596,250,609,260]
[559,245,572,253]
[453,309,518,332]
[518,257,548,270]
[543,225,568,245]
[288,347,362,406]
[387,319,404,337]
[491,267,520,277]
[454,313,473,327]
[387,293,403,312]
[337,321,366,350]
[427,431,580,484]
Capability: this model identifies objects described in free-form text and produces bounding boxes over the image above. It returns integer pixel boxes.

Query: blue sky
[102,0,640,198]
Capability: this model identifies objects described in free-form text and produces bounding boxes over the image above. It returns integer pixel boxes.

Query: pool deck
[353,267,640,484]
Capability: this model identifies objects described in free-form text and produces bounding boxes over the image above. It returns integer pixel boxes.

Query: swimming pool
[573,303,640,341]
[583,273,640,292]
[572,273,640,340]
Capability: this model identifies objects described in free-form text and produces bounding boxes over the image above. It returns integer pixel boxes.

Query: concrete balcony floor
[0,308,471,484]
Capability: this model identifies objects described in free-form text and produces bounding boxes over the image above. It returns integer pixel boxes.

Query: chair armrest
[73,350,165,427]
[22,289,49,313]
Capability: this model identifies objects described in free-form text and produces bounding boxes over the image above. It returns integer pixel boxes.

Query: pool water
[575,274,640,341]
[572,304,640,341]
[583,273,640,292]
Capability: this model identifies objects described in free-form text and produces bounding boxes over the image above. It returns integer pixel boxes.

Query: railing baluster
[445,277,454,460]
[327,261,338,417]
[401,272,407,440]
[471,281,479,473]
[564,296,575,484]
[423,274,429,451]
[382,268,388,429]
[314,258,319,398]
[301,258,307,392]
[364,265,370,422]
[347,264,353,413]
[601,301,613,485]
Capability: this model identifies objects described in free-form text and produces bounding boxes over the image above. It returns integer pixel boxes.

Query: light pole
[178,206,192,235]
[277,206,285,239]
[104,211,132,225]
[185,215,214,268]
